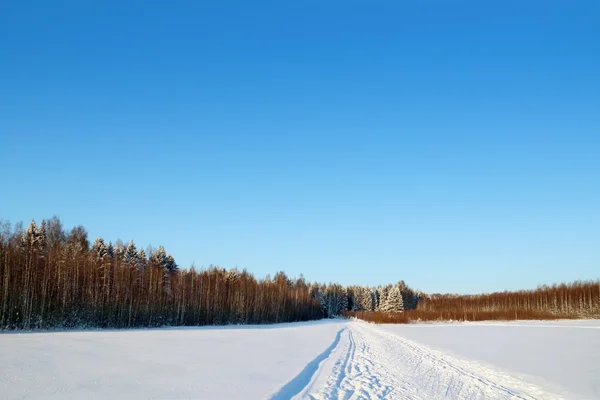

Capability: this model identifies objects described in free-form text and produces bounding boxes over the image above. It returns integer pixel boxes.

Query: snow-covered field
[378,320,600,399]
[1,319,598,399]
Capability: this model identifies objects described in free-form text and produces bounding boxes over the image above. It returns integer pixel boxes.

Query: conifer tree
[21,220,39,251]
[91,237,107,260]
[123,240,139,265]
[37,219,48,251]
[164,254,178,272]
[137,248,147,268]
[106,241,114,259]
[378,285,391,311]
[386,286,404,312]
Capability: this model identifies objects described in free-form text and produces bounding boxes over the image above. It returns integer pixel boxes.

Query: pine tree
[350,286,362,311]
[91,237,107,260]
[106,241,114,259]
[362,287,375,311]
[400,285,417,310]
[386,286,404,312]
[37,219,48,251]
[21,220,38,251]
[342,288,349,312]
[137,248,147,268]
[123,240,139,265]
[378,285,391,311]
[164,254,178,272]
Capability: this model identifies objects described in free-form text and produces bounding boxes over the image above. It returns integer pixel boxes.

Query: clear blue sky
[1,1,599,294]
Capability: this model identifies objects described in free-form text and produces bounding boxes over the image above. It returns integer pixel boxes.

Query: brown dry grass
[343,309,579,324]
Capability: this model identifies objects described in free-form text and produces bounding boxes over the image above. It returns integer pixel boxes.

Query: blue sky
[1,1,599,294]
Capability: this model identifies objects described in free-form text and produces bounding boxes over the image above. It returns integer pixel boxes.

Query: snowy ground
[1,320,598,399]
[378,320,600,400]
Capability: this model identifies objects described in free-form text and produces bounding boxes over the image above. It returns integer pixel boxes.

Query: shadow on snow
[269,327,345,400]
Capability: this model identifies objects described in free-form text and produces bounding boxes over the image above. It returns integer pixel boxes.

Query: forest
[345,279,600,323]
[0,217,598,329]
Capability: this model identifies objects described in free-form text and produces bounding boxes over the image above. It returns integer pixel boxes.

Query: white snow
[0,321,345,399]
[300,321,571,399]
[377,319,600,399]
[1,319,598,399]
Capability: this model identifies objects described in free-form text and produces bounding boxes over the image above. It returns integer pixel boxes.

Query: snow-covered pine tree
[386,285,404,312]
[378,285,391,311]
[91,237,107,260]
[37,219,47,251]
[21,220,38,251]
[350,287,362,311]
[123,240,139,265]
[362,287,375,311]
[137,248,147,268]
[150,246,167,267]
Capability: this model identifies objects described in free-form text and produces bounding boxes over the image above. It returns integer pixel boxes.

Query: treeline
[417,281,600,318]
[344,309,574,324]
[346,280,600,323]
[2,217,598,329]
[0,217,421,330]
[0,218,323,329]
[308,282,422,318]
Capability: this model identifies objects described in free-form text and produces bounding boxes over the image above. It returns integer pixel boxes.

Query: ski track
[295,321,564,400]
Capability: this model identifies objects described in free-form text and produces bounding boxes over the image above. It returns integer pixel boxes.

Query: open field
[1,320,598,399]
[378,320,600,399]
[0,320,344,399]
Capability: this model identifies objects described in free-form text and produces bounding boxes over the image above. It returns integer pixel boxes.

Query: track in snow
[279,321,564,400]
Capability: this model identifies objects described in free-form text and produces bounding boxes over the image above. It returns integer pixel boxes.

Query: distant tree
[342,287,350,312]
[91,237,107,260]
[9,216,596,331]
[37,219,48,251]
[114,239,126,260]
[363,287,376,311]
[400,284,418,310]
[123,240,139,265]
[21,220,39,251]
[106,241,114,259]
[164,254,178,272]
[386,286,404,312]
[378,285,391,311]
[67,225,89,254]
[137,248,147,268]
[150,246,167,267]
[45,216,65,249]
